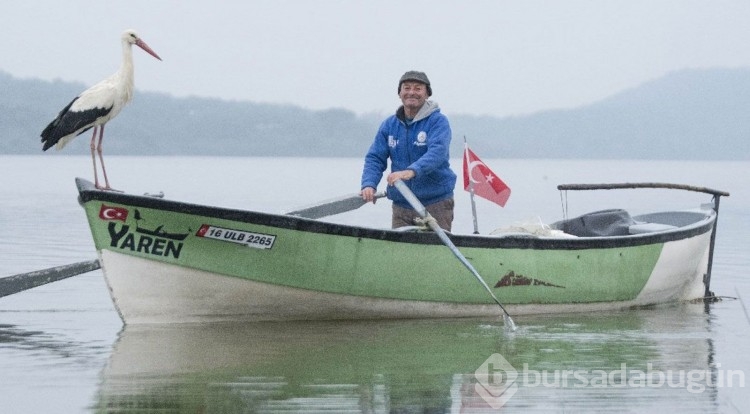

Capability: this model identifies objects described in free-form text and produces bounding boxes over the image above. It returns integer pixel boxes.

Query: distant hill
[461,68,750,160]
[1,68,748,159]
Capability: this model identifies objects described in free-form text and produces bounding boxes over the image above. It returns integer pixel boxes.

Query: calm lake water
[0,155,748,413]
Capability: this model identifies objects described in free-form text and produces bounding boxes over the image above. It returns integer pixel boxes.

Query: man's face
[399,81,429,112]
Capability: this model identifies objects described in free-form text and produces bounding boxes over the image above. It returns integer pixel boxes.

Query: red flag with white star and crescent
[98,204,129,222]
[462,146,511,207]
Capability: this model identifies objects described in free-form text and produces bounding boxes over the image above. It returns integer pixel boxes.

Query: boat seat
[628,222,678,234]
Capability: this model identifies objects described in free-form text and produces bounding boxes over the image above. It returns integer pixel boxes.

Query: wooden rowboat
[76,178,728,325]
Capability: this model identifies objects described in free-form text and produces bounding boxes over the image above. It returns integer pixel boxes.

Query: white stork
[41,29,162,190]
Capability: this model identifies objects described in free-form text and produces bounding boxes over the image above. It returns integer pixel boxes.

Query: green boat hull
[76,179,718,324]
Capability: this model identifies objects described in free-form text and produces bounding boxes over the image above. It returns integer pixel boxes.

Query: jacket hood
[397,100,440,123]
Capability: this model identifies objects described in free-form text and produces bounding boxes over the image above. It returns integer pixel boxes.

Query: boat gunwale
[76,178,717,251]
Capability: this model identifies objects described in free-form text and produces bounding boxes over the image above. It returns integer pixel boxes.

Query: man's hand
[387,169,416,186]
[360,187,378,203]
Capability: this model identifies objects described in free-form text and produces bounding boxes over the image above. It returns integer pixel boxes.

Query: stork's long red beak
[135,39,162,61]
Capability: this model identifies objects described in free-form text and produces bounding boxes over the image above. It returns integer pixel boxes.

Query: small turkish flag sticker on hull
[99,205,129,222]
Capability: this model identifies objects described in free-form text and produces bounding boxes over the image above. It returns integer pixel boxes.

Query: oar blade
[392,180,517,330]
[0,259,101,298]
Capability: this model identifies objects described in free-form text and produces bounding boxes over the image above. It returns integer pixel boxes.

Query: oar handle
[393,180,427,218]
[284,191,387,219]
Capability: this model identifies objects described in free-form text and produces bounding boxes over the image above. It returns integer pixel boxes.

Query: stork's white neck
[117,40,136,104]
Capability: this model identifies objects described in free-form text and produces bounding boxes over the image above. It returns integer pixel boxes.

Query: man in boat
[360,70,457,231]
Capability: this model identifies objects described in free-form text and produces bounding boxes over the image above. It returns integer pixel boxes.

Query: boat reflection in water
[95,303,724,413]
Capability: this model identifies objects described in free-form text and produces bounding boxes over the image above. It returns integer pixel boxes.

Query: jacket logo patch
[415,131,427,146]
[388,135,398,148]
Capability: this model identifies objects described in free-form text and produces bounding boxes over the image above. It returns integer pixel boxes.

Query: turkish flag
[462,147,511,207]
[99,205,129,222]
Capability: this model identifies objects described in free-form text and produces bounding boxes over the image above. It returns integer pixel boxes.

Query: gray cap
[398,71,432,96]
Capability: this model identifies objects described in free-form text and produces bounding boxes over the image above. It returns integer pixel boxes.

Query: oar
[0,259,101,298]
[393,179,517,330]
[284,191,386,219]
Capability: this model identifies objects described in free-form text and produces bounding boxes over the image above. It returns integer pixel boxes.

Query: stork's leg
[89,127,101,188]
[96,124,113,190]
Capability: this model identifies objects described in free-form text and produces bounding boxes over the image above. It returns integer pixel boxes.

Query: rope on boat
[414,215,438,230]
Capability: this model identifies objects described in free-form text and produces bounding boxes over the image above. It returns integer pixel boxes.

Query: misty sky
[3,1,750,117]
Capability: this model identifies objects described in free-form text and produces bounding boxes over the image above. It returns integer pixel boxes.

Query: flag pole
[464,136,480,234]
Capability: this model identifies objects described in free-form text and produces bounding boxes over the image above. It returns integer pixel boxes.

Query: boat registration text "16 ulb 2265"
[196,224,276,249]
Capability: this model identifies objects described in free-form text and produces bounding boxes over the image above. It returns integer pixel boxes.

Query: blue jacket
[361,101,457,208]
